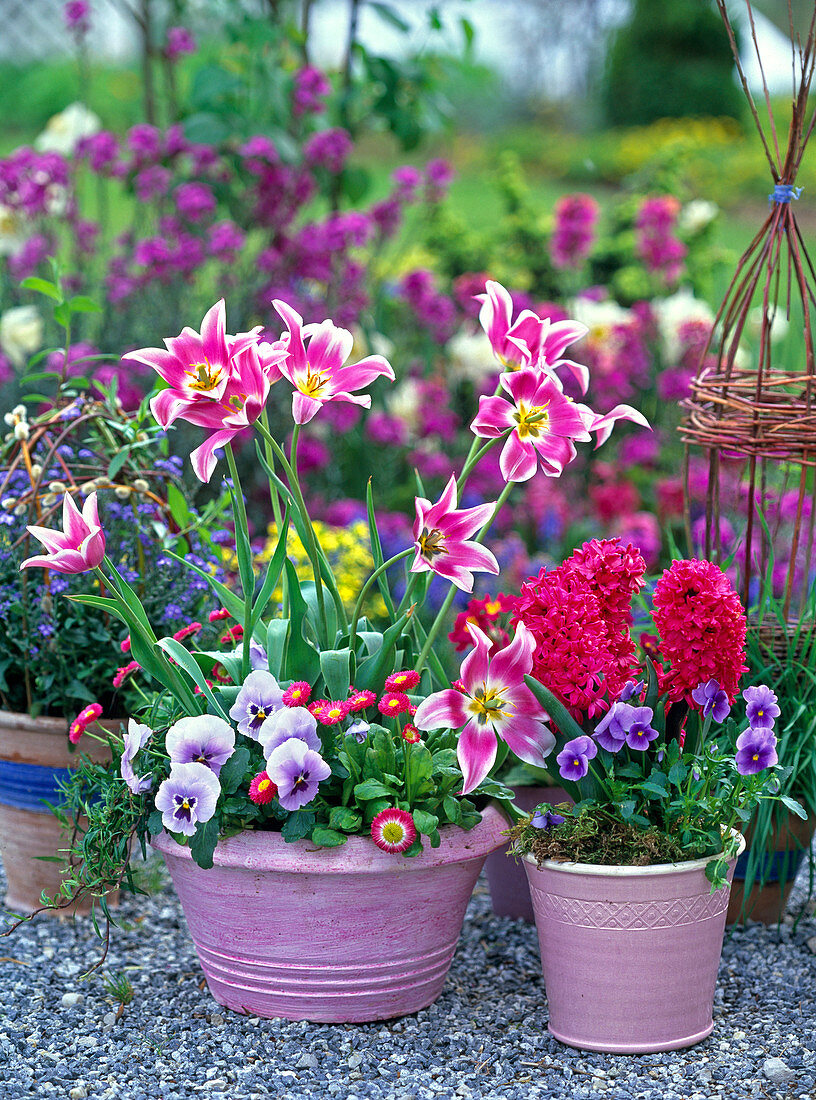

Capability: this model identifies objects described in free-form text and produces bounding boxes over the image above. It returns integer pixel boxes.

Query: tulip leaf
[282,559,321,682]
[644,656,659,714]
[355,608,413,692]
[522,676,585,744]
[366,477,396,620]
[265,619,289,680]
[320,650,352,702]
[164,550,246,622]
[157,638,229,720]
[249,508,289,629]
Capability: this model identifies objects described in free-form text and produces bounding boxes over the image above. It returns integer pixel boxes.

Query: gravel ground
[0,855,815,1100]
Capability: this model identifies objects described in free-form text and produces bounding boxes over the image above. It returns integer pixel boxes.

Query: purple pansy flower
[531,807,565,830]
[621,706,660,751]
[691,679,731,723]
[347,719,370,743]
[556,735,598,781]
[120,718,152,794]
[154,762,221,837]
[735,728,778,776]
[619,679,644,702]
[229,670,284,738]
[258,706,321,756]
[594,703,627,752]
[165,715,235,776]
[266,737,331,811]
[249,640,269,671]
[742,685,780,730]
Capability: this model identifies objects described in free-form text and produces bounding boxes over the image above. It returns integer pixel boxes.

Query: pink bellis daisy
[371,808,417,854]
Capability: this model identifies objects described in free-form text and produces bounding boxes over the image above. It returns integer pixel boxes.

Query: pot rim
[151,802,508,874]
[0,708,125,736]
[522,830,746,877]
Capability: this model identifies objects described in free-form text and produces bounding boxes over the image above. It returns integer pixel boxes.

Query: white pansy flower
[35,102,101,156]
[0,306,44,368]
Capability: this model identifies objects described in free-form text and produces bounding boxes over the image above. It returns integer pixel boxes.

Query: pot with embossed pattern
[523,836,745,1054]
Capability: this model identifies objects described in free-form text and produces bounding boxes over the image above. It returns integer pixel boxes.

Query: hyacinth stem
[413,480,514,674]
[224,444,254,680]
[348,548,414,654]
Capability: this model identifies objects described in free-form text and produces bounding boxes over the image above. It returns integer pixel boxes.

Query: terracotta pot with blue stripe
[0,710,120,915]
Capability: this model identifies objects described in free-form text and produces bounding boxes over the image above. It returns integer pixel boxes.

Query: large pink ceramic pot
[152,805,506,1023]
[484,786,572,922]
[524,837,744,1054]
[0,710,122,915]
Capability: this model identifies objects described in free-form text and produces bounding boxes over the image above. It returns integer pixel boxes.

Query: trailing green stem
[224,444,254,680]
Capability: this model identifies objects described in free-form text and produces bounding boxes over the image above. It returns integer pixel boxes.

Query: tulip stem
[259,408,288,618]
[224,445,254,680]
[348,548,414,653]
[413,481,514,675]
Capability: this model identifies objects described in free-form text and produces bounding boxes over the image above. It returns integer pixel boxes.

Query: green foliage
[601,0,745,128]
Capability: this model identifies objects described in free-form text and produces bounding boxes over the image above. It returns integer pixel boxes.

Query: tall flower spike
[273,299,395,425]
[471,369,593,482]
[411,473,499,593]
[414,621,555,794]
[21,491,106,574]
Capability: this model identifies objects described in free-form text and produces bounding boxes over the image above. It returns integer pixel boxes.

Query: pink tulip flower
[21,492,106,574]
[476,280,544,370]
[411,474,499,593]
[587,402,652,446]
[125,299,268,429]
[471,369,593,482]
[414,622,555,794]
[477,279,590,391]
[273,299,395,425]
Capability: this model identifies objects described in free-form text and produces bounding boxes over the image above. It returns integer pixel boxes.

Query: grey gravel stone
[0,852,815,1099]
[763,1056,795,1083]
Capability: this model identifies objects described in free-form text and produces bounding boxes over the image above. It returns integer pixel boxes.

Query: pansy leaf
[354,778,395,800]
[190,817,220,870]
[147,810,164,837]
[668,761,688,787]
[218,746,250,796]
[412,809,438,836]
[329,806,362,832]
[311,827,347,848]
[780,795,808,820]
[281,810,316,842]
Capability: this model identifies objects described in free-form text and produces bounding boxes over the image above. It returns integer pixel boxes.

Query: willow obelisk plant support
[14,287,646,1020]
[682,0,816,918]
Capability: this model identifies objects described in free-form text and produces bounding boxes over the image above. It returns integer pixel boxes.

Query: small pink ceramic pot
[152,805,506,1023]
[484,787,572,922]
[524,838,744,1054]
